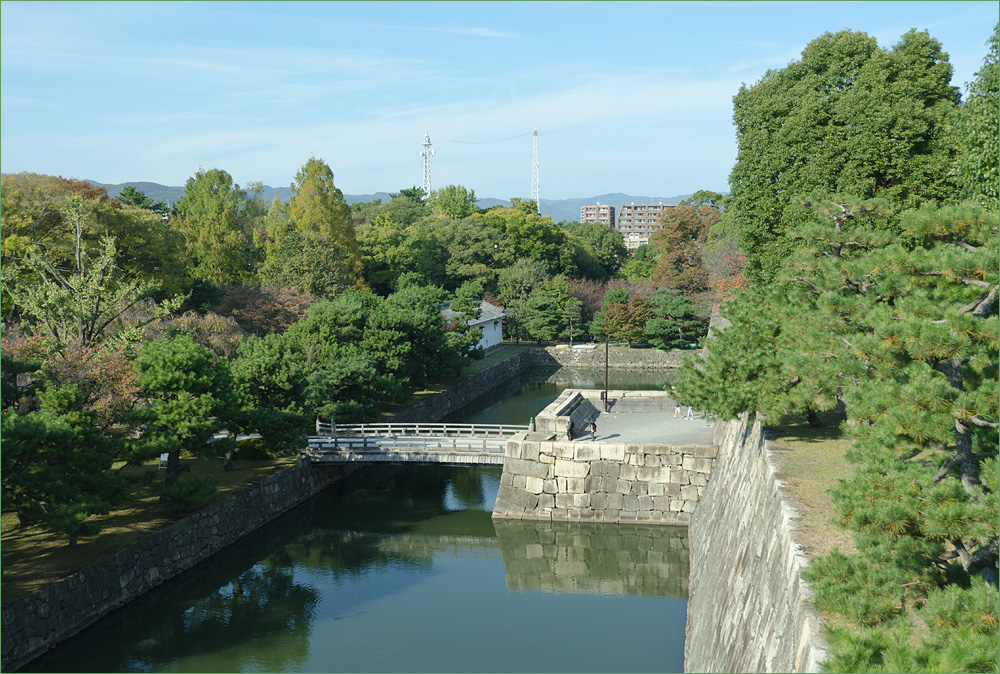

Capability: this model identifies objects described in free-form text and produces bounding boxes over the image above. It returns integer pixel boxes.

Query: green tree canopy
[729,29,960,283]
[132,333,247,496]
[954,23,999,210]
[1,383,126,543]
[280,157,363,287]
[116,185,168,214]
[173,168,261,285]
[429,184,478,219]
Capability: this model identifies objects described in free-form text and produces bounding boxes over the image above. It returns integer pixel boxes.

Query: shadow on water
[25,466,493,673]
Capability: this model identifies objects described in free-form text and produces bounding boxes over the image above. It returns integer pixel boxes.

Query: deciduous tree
[729,29,960,282]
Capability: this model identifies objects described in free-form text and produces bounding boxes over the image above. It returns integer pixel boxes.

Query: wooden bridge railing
[306,435,508,453]
[314,420,529,438]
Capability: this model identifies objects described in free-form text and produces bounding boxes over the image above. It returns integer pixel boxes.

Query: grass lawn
[766,409,857,559]
[1,454,297,605]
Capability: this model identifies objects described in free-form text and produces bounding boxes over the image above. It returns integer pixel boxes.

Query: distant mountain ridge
[88,180,691,224]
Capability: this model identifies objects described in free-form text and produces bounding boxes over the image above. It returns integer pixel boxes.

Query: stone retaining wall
[1,460,353,672]
[492,435,715,524]
[583,389,676,413]
[538,345,685,369]
[387,349,535,423]
[683,414,827,673]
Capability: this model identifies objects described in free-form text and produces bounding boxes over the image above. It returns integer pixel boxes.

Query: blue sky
[1,1,996,200]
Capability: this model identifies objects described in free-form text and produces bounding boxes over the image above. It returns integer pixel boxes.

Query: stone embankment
[1,460,354,672]
[684,414,828,673]
[493,390,715,524]
[541,345,685,369]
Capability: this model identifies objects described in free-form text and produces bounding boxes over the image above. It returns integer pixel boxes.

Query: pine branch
[966,415,1000,429]
[950,237,979,252]
[932,452,995,482]
[915,271,991,288]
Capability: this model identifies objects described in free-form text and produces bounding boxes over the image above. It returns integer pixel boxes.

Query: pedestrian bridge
[305,422,530,465]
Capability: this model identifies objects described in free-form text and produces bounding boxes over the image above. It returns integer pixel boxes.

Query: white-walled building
[442,300,507,351]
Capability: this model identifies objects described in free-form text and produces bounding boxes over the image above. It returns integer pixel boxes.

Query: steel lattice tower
[531,129,539,205]
[420,131,434,196]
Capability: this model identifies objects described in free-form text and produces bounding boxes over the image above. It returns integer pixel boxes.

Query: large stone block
[637,465,669,482]
[652,495,673,510]
[554,459,590,478]
[630,481,648,496]
[600,444,626,461]
[620,464,637,480]
[669,468,690,484]
[695,445,718,459]
[555,493,575,509]
[543,479,558,494]
[565,477,586,493]
[512,489,539,509]
[573,444,601,461]
[647,482,666,497]
[584,475,603,493]
[623,495,640,511]
[506,457,551,479]
[681,485,700,500]
[692,457,714,474]
[505,441,522,459]
[572,493,592,508]
[522,443,541,461]
[525,476,544,494]
[615,479,631,495]
[549,442,575,459]
[607,492,624,510]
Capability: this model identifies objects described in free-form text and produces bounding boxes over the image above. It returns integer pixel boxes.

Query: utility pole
[531,129,539,206]
[421,131,435,197]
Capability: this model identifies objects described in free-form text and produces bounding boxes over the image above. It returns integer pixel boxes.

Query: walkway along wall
[1,460,354,672]
[683,414,828,673]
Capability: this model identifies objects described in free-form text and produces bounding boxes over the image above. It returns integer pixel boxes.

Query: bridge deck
[306,433,509,465]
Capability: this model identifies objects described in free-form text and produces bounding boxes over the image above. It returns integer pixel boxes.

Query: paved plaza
[574,408,716,445]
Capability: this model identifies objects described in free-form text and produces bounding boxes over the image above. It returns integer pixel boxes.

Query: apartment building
[616,202,675,250]
[579,203,616,228]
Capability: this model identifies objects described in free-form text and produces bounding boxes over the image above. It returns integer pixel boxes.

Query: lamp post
[604,335,609,412]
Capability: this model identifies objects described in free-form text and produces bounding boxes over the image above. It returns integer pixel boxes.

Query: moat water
[26,367,689,673]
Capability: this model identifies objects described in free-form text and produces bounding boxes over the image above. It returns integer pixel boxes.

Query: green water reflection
[494,519,689,598]
[27,369,687,673]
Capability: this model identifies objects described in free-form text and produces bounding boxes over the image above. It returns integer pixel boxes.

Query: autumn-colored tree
[601,295,652,345]
[212,285,315,335]
[649,204,719,294]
